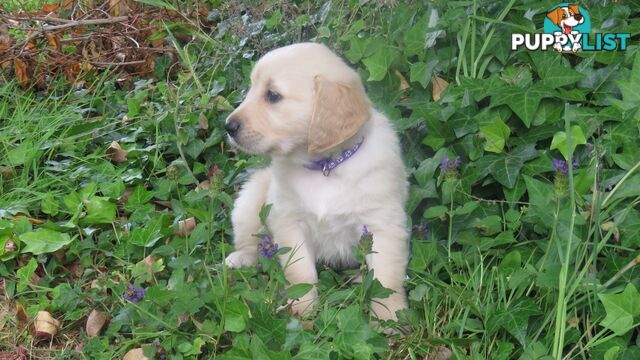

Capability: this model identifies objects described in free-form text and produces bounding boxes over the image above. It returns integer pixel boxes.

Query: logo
[512,3,630,52]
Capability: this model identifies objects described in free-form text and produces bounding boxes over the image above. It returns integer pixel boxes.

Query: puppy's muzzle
[225,117,241,138]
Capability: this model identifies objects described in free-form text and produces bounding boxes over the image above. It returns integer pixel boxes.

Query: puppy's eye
[265,90,282,104]
[562,13,567,18]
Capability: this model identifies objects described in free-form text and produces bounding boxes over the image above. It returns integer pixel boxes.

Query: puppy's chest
[275,171,364,267]
[295,180,361,266]
[287,171,358,219]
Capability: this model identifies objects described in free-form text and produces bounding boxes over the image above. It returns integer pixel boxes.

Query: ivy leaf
[125,185,154,211]
[480,117,511,153]
[486,298,540,347]
[459,76,502,102]
[20,229,73,255]
[41,192,59,216]
[475,154,523,189]
[550,125,587,161]
[450,106,478,138]
[491,83,554,127]
[523,175,553,209]
[362,46,399,81]
[286,284,313,300]
[128,218,163,247]
[494,157,523,189]
[498,250,521,275]
[614,52,640,110]
[619,209,640,248]
[82,197,116,225]
[224,298,249,333]
[345,38,366,63]
[598,284,640,336]
[423,205,448,219]
[541,68,585,89]
[403,14,428,57]
[410,60,437,88]
[16,258,37,292]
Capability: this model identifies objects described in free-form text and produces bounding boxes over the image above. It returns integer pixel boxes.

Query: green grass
[1,0,640,359]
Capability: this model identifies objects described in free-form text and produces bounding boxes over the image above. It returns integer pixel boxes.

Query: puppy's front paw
[278,286,318,317]
[225,250,257,269]
[371,292,407,321]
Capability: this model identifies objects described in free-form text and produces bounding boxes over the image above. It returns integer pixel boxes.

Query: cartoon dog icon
[546,4,585,52]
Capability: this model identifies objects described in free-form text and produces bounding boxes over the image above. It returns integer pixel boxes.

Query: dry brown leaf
[600,221,620,242]
[431,74,449,102]
[195,180,210,192]
[0,165,15,179]
[10,215,44,225]
[90,279,104,291]
[13,59,29,87]
[142,255,159,279]
[109,0,134,16]
[34,311,60,338]
[396,70,410,91]
[86,309,108,337]
[301,320,314,330]
[424,345,453,360]
[45,33,61,51]
[123,348,150,360]
[106,141,128,163]
[15,302,29,330]
[152,38,164,49]
[214,96,233,111]
[82,62,95,73]
[198,112,209,130]
[176,313,189,327]
[174,217,196,236]
[144,56,155,73]
[0,24,10,52]
[154,200,173,210]
[66,62,81,83]
[118,187,134,206]
[42,3,59,13]
[67,261,83,278]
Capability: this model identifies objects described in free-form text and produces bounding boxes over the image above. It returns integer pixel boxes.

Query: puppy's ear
[308,75,370,153]
[568,4,579,15]
[546,8,562,25]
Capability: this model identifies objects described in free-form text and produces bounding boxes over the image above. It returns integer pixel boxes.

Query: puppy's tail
[230,168,272,254]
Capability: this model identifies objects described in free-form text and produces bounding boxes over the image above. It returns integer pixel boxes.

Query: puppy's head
[225,43,370,156]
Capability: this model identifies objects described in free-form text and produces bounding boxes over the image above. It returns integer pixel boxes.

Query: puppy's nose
[574,14,582,21]
[225,118,241,137]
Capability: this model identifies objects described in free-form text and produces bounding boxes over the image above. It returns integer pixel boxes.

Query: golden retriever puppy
[224,43,408,321]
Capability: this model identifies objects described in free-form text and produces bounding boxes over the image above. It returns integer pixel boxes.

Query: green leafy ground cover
[1,0,640,358]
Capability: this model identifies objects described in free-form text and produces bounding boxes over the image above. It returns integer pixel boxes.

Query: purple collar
[304,137,365,176]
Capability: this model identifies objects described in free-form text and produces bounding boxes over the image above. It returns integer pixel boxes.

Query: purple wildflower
[441,156,462,180]
[123,284,145,303]
[552,159,578,175]
[154,339,166,360]
[441,156,461,171]
[357,224,374,260]
[257,235,279,260]
[414,222,429,239]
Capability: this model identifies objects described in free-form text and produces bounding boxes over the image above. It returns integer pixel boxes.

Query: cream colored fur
[224,43,409,321]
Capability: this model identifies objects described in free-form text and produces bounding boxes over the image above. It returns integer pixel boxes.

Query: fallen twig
[41,16,129,31]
